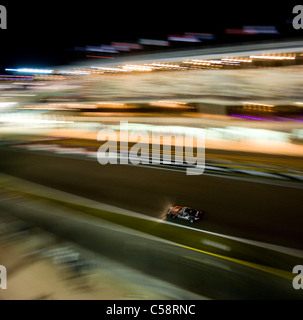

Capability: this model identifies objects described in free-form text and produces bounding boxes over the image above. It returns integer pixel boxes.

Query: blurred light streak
[58,70,91,75]
[86,55,115,59]
[243,26,279,35]
[250,55,295,60]
[0,102,18,108]
[0,75,33,78]
[185,59,222,65]
[222,57,252,63]
[185,32,215,40]
[242,102,275,108]
[0,114,74,124]
[275,117,303,122]
[225,26,279,35]
[111,42,143,50]
[91,66,125,72]
[12,82,43,86]
[149,101,192,108]
[122,65,153,72]
[138,39,170,46]
[157,100,188,105]
[168,35,201,42]
[0,78,33,81]
[6,68,54,74]
[230,114,271,121]
[85,45,119,54]
[1,94,37,97]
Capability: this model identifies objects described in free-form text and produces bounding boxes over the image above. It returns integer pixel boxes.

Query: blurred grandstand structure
[1,39,303,119]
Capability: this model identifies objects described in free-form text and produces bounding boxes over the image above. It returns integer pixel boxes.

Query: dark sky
[0,1,302,70]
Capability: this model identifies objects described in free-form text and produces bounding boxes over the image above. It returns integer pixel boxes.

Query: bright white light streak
[222,58,252,63]
[122,65,153,71]
[0,116,74,124]
[58,70,91,75]
[6,68,54,74]
[91,66,127,72]
[250,55,295,60]
[242,101,274,107]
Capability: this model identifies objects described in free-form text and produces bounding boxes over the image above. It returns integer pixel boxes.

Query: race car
[167,206,204,223]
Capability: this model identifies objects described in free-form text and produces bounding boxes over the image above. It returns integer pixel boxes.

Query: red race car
[167,206,204,223]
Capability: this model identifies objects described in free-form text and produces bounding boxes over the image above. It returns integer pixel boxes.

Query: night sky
[0,1,302,71]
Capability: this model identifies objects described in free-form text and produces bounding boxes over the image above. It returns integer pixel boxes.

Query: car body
[167,206,203,223]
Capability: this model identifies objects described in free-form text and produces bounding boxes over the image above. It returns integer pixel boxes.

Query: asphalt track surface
[0,147,302,251]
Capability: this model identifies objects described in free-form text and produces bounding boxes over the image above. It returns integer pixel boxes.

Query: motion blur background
[0,1,303,300]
